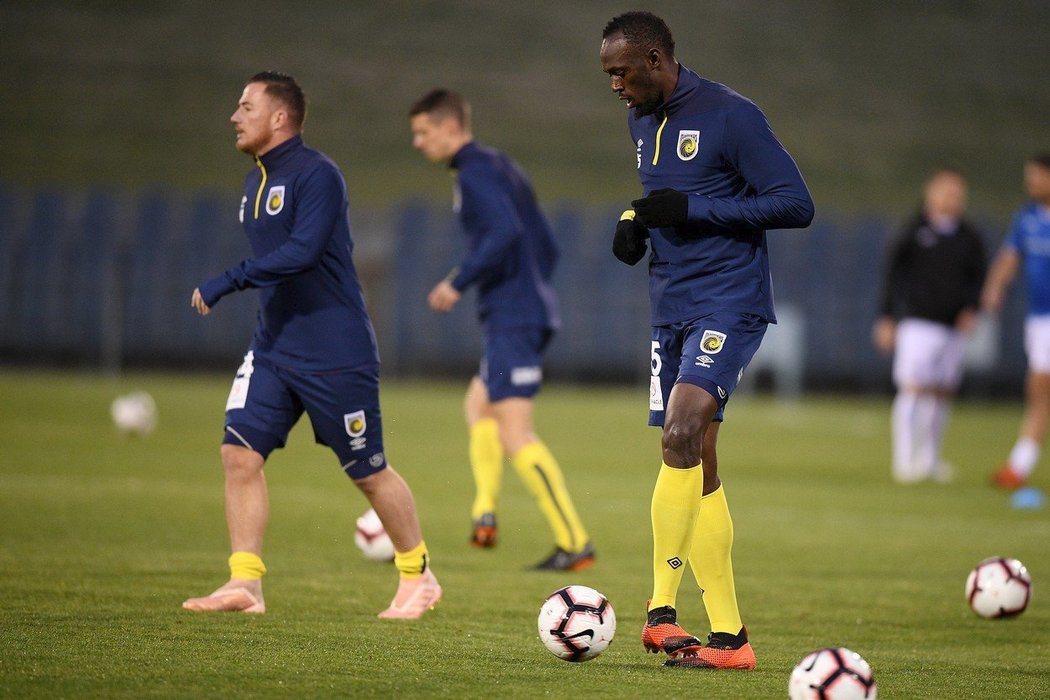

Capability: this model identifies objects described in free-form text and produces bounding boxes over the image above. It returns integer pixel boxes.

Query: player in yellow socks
[182,552,267,613]
[410,89,593,570]
[600,11,813,669]
[378,542,443,619]
[182,72,440,618]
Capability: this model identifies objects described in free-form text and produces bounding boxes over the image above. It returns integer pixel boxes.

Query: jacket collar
[449,140,479,170]
[659,64,702,116]
[257,134,303,170]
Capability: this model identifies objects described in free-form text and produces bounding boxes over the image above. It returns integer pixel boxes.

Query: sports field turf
[1,370,1047,698]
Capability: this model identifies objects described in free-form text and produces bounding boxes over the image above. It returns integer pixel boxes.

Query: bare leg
[360,465,443,620]
[491,397,537,454]
[662,382,717,470]
[183,444,268,612]
[1020,371,1050,444]
[464,375,495,426]
[355,466,423,553]
[223,444,268,554]
[701,422,720,495]
[492,394,590,557]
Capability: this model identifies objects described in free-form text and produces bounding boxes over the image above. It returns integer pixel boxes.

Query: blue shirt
[449,141,560,333]
[199,135,380,372]
[1004,202,1050,316]
[627,65,814,325]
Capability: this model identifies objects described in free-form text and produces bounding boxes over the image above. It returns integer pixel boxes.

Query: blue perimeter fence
[0,183,1029,396]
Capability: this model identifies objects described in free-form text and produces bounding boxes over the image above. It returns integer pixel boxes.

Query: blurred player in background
[184,72,441,618]
[982,153,1050,489]
[409,89,594,571]
[599,12,813,669]
[873,167,987,483]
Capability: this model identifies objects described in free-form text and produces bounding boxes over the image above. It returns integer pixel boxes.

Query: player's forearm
[686,188,814,231]
[713,104,815,230]
[980,252,1020,310]
[985,254,1020,293]
[198,242,326,306]
[451,226,521,291]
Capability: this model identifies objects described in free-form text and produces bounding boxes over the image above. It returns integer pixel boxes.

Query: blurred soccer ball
[966,557,1032,618]
[789,647,877,699]
[110,391,157,436]
[354,508,395,561]
[537,585,616,662]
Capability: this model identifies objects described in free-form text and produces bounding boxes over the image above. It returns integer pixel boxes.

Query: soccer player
[183,72,441,619]
[873,168,986,483]
[408,89,593,571]
[599,12,814,669]
[982,153,1050,489]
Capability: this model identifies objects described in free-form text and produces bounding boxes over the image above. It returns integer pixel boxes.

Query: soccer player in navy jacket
[184,72,441,618]
[600,12,814,669]
[409,89,593,570]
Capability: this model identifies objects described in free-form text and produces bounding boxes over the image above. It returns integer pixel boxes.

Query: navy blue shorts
[222,351,387,480]
[648,312,767,427]
[480,328,553,402]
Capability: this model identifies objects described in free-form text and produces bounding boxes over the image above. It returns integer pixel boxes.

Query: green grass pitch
[1,370,1047,698]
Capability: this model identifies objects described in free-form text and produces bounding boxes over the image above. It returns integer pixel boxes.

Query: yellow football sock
[688,484,743,633]
[511,441,589,552]
[469,418,503,519]
[394,540,429,579]
[228,551,266,580]
[649,462,703,611]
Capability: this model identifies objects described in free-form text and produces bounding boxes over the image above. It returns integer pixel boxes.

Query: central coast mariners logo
[677,130,700,161]
[344,410,368,451]
[700,329,727,354]
[265,185,286,215]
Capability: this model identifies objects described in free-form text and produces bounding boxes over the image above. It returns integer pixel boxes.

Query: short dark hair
[249,71,306,130]
[409,89,471,129]
[1029,153,1050,170]
[603,11,675,56]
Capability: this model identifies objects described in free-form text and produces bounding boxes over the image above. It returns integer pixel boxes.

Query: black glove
[631,188,688,227]
[612,210,649,266]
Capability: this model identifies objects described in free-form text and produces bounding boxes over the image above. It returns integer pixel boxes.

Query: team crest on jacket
[677,130,700,161]
[700,329,727,354]
[266,185,286,215]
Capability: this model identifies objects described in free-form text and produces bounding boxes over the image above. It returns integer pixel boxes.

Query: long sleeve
[686,102,814,231]
[450,169,523,292]
[963,226,988,310]
[878,231,911,318]
[199,165,342,307]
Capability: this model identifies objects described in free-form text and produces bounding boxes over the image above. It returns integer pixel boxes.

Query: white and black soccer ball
[966,556,1032,618]
[537,585,616,662]
[788,647,877,700]
[354,508,395,561]
[110,391,157,436]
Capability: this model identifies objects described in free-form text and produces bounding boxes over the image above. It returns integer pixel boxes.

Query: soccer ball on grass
[965,557,1031,618]
[788,647,877,700]
[110,391,157,436]
[537,585,616,662]
[354,508,395,561]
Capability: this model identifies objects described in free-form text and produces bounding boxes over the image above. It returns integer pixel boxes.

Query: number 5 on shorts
[649,341,664,411]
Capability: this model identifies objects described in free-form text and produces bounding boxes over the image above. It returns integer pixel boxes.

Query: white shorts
[893,318,965,390]
[1025,315,1050,374]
